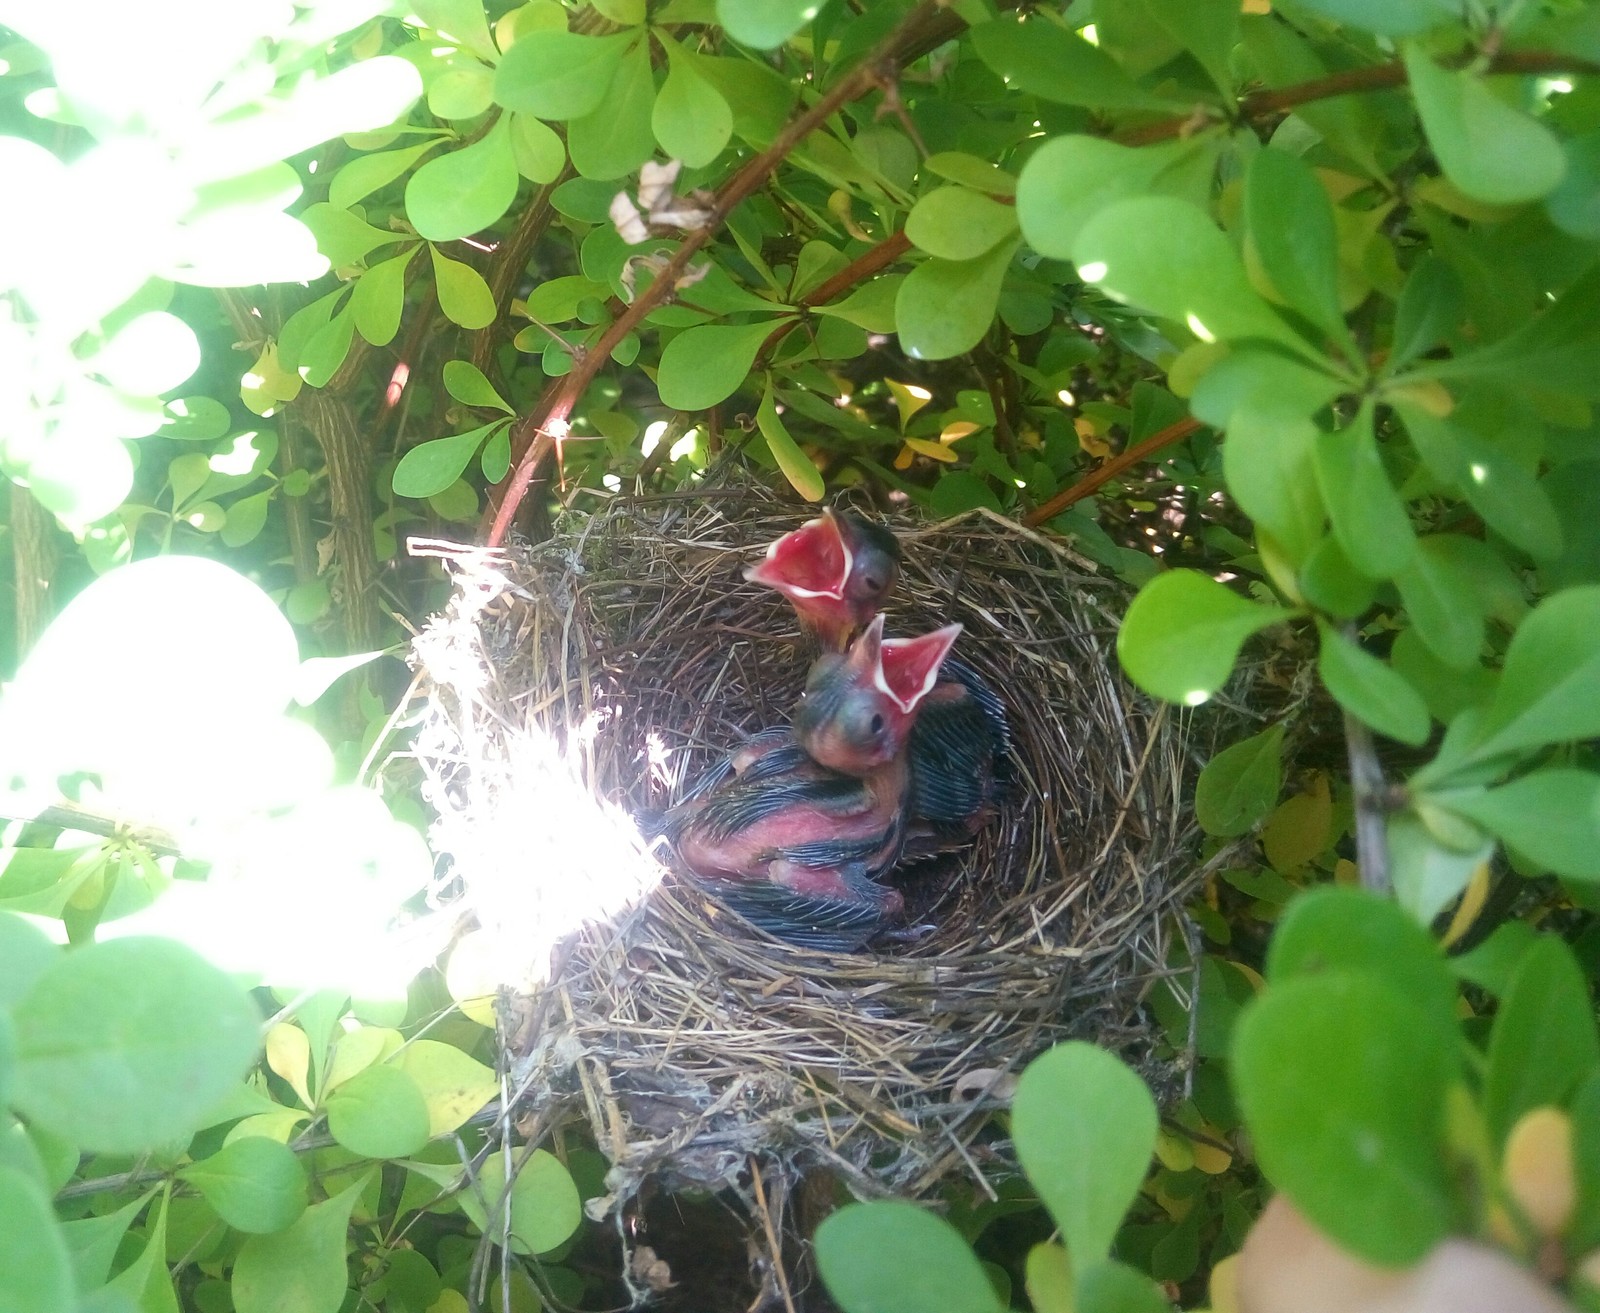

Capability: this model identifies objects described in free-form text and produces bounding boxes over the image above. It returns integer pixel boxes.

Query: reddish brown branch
[484,3,944,547]
[755,228,913,369]
[1118,49,1599,147]
[1023,416,1201,527]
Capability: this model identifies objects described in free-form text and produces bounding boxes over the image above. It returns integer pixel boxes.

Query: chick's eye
[862,575,882,592]
[869,713,884,735]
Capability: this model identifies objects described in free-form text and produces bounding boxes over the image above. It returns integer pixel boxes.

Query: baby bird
[744,507,902,652]
[747,510,1011,851]
[658,617,960,951]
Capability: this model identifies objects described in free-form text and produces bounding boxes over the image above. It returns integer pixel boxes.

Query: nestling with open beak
[744,507,902,652]
[655,616,962,951]
[746,508,1011,850]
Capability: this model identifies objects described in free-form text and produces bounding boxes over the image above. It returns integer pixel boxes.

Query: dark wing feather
[691,771,865,844]
[696,875,890,952]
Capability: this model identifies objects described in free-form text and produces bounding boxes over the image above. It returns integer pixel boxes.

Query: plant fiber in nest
[409,484,1216,1207]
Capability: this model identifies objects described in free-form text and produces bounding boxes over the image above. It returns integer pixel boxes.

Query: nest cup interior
[412,486,1210,1199]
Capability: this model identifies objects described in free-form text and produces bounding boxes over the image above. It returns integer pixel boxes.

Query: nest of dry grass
[408,481,1226,1211]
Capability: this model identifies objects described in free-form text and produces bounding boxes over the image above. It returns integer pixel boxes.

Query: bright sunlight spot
[640,418,670,457]
[1470,462,1488,483]
[1078,261,1108,283]
[1183,688,1212,707]
[1057,388,1076,406]
[1081,23,1099,44]
[669,428,699,461]
[1185,313,1217,344]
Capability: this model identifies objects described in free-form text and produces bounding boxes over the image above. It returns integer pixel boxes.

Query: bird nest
[407,484,1220,1210]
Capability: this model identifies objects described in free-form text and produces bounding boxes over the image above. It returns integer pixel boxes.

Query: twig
[1,802,182,857]
[749,1157,798,1313]
[485,2,945,547]
[1344,708,1391,894]
[1023,417,1201,527]
[754,228,912,370]
[1118,49,1600,147]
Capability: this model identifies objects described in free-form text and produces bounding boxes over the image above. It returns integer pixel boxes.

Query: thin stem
[1118,49,1600,147]
[1023,417,1201,527]
[1345,708,1392,894]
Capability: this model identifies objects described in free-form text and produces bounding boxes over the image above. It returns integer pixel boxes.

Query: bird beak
[743,509,851,602]
[878,623,962,714]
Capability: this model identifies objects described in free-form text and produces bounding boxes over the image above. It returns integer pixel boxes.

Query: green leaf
[328,141,441,211]
[1016,136,1217,260]
[391,1041,498,1138]
[654,43,732,168]
[1300,533,1378,620]
[1012,1043,1157,1265]
[1195,723,1285,837]
[1397,403,1563,561]
[509,112,565,184]
[1313,402,1415,580]
[442,360,513,413]
[714,0,815,49]
[0,1166,73,1313]
[924,152,1015,196]
[1470,586,1600,757]
[0,913,58,1008]
[299,204,404,268]
[929,472,1003,518]
[1316,621,1429,746]
[493,29,632,119]
[813,275,902,333]
[1404,47,1567,205]
[429,245,496,330]
[1116,569,1293,705]
[60,1190,154,1290]
[325,1064,431,1159]
[756,383,824,502]
[1192,350,1342,565]
[232,1176,367,1313]
[350,248,415,348]
[460,1149,583,1256]
[1142,0,1238,95]
[656,319,785,410]
[1388,814,1493,937]
[896,238,1018,362]
[405,115,519,241]
[905,187,1020,262]
[816,1202,1002,1313]
[1393,535,1488,670]
[1420,266,1600,397]
[568,38,656,180]
[179,1138,308,1235]
[1547,130,1600,240]
[971,17,1180,111]
[1483,937,1600,1143]
[392,423,500,498]
[1266,887,1459,1042]
[1572,1072,1600,1252]
[1285,0,1454,36]
[221,490,272,549]
[1245,148,1345,340]
[412,0,498,61]
[1074,197,1301,350]
[1389,257,1462,370]
[1232,973,1457,1265]
[1439,770,1600,879]
[12,939,261,1154]
[1074,1260,1171,1313]
[1025,1243,1072,1313]
[428,64,494,120]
